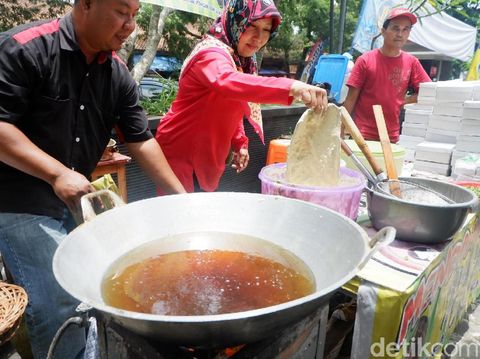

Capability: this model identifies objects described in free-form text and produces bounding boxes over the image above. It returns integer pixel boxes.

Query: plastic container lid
[344,139,405,156]
[341,140,405,176]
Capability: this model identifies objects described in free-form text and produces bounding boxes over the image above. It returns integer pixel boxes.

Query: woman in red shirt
[155,0,327,193]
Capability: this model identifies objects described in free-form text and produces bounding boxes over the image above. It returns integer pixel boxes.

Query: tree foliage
[136,4,213,60]
[267,0,361,74]
[442,0,480,32]
[163,10,213,59]
[1,0,477,82]
[268,0,330,67]
[0,0,70,32]
[126,4,213,82]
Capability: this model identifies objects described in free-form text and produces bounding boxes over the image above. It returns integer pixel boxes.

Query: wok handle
[80,189,125,223]
[358,226,396,269]
[469,197,479,213]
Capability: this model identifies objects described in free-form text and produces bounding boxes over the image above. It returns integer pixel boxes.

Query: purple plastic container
[258,163,366,220]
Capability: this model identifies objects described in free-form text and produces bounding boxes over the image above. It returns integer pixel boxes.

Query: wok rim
[53,192,372,324]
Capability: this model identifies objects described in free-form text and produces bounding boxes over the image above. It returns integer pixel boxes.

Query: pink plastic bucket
[258,163,365,220]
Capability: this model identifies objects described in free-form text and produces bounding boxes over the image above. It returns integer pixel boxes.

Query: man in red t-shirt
[343,8,431,143]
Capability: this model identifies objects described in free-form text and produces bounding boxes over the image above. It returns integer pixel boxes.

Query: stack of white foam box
[452,100,480,165]
[399,82,436,161]
[413,141,456,176]
[452,153,480,181]
[452,81,480,181]
[417,81,437,104]
[472,82,480,100]
[425,81,473,144]
[409,81,480,177]
[399,133,425,162]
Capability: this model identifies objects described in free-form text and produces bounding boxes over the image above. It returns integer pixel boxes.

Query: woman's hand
[289,81,328,112]
[231,148,249,173]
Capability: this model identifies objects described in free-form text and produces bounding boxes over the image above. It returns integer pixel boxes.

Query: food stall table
[343,211,480,358]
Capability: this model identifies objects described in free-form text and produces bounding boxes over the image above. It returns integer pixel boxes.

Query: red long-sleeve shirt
[156,49,294,192]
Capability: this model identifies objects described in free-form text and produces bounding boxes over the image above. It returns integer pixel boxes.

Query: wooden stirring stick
[372,105,402,198]
[340,139,378,186]
[339,106,386,181]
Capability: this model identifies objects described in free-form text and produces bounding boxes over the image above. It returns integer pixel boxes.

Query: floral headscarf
[208,0,282,75]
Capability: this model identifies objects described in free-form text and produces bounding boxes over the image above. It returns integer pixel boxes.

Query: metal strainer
[376,180,455,205]
[341,139,454,205]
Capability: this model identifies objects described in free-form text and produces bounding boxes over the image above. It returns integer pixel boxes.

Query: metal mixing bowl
[366,177,479,243]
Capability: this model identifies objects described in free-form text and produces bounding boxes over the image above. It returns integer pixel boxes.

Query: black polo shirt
[0,13,153,218]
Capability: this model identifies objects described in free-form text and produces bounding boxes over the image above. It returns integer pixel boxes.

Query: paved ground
[445,299,480,359]
[0,343,20,359]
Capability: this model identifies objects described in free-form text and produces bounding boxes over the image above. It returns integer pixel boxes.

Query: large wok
[53,191,394,348]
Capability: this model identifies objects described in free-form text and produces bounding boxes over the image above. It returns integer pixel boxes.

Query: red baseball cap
[386,7,417,25]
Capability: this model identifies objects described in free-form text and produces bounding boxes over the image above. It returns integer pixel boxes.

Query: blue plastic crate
[312,54,349,102]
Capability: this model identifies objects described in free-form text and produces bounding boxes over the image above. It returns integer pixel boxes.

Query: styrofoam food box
[414,141,455,164]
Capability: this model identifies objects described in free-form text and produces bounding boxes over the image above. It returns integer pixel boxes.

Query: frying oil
[102,232,315,316]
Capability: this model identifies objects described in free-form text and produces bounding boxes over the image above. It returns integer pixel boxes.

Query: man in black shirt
[0,0,185,357]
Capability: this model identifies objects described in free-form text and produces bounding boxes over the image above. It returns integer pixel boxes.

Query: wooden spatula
[340,106,386,181]
[340,139,378,186]
[372,105,402,198]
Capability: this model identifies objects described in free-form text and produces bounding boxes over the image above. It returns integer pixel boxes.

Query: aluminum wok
[53,191,395,348]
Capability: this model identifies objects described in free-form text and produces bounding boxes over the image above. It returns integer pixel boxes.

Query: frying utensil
[375,180,455,205]
[340,106,453,204]
[340,107,387,182]
[340,139,454,204]
[373,105,402,198]
[340,139,378,186]
[341,136,473,242]
[367,177,479,243]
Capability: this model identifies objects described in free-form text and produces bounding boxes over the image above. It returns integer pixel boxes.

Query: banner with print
[351,0,399,54]
[466,49,480,81]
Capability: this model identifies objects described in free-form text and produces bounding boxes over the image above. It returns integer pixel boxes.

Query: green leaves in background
[140,78,178,116]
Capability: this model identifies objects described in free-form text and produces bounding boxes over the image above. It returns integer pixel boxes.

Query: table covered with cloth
[343,210,480,358]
